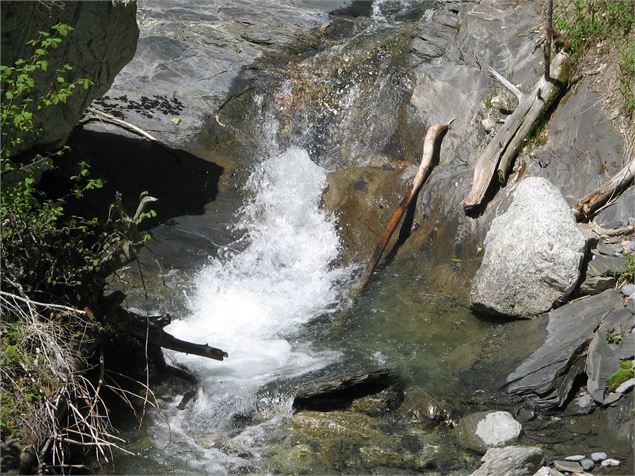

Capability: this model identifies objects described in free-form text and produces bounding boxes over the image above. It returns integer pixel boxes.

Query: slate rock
[615,377,635,394]
[470,446,544,476]
[471,177,586,318]
[564,454,585,461]
[590,451,607,462]
[580,458,594,471]
[457,411,522,453]
[507,290,623,409]
[553,460,583,473]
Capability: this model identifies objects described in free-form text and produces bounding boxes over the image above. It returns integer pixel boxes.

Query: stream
[101,1,633,474]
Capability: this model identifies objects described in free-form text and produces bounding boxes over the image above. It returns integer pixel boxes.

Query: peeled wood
[355,120,454,294]
[572,158,635,221]
[464,51,569,214]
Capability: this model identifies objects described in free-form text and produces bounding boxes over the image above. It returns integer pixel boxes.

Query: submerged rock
[457,411,522,453]
[470,445,544,476]
[506,290,623,409]
[395,387,452,429]
[471,177,586,318]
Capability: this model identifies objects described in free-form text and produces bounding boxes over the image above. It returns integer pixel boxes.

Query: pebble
[601,458,621,467]
[580,458,594,471]
[622,284,635,297]
[590,451,607,462]
[553,460,583,473]
[564,454,585,461]
[615,377,635,394]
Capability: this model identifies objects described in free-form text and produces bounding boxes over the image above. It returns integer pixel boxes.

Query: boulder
[457,411,522,453]
[471,177,586,317]
[1,1,138,152]
[506,290,624,409]
[470,446,544,476]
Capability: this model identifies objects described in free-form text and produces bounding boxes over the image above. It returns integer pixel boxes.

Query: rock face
[0,0,138,151]
[471,177,586,318]
[470,446,544,476]
[457,411,522,453]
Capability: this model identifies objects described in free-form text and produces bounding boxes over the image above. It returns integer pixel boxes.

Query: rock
[568,387,596,415]
[491,95,513,114]
[615,377,635,393]
[601,458,621,467]
[457,411,522,453]
[292,370,399,411]
[622,284,635,297]
[350,387,402,417]
[471,177,586,318]
[507,290,623,409]
[395,387,451,428]
[553,460,583,473]
[564,454,585,461]
[580,458,594,471]
[481,117,496,133]
[533,467,565,476]
[1,1,138,152]
[590,451,607,462]
[470,446,544,476]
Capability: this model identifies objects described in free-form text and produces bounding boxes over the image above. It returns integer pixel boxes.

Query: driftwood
[488,67,524,102]
[84,107,159,142]
[355,120,454,294]
[464,51,570,214]
[572,158,635,221]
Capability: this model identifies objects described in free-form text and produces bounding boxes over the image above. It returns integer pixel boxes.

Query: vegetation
[607,360,634,391]
[1,23,154,471]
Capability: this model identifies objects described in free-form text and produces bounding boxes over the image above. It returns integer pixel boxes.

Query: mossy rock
[608,368,635,391]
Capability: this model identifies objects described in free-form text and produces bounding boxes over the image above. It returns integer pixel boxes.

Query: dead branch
[589,221,635,238]
[355,119,454,295]
[84,107,159,142]
[572,158,635,221]
[464,51,569,214]
[544,0,554,81]
[488,67,524,102]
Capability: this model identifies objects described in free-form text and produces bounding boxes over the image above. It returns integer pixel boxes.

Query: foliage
[616,252,635,285]
[606,325,626,345]
[619,41,635,115]
[607,366,634,391]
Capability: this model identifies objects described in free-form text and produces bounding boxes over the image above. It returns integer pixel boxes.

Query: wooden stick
[572,158,635,221]
[355,120,454,295]
[488,67,524,102]
[85,107,159,142]
[544,0,554,81]
[464,51,569,214]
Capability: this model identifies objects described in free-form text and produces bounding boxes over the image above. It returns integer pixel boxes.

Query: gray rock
[580,458,594,471]
[590,451,607,462]
[615,377,635,394]
[622,284,635,297]
[395,387,452,428]
[1,1,138,152]
[470,446,544,476]
[533,467,565,476]
[600,458,621,467]
[471,177,586,318]
[457,411,522,453]
[553,460,583,473]
[507,290,624,409]
[564,454,585,461]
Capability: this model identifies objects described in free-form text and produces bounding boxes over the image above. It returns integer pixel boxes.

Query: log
[355,120,453,294]
[572,158,635,221]
[463,51,570,214]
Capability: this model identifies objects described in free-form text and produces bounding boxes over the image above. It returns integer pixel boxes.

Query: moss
[607,368,635,391]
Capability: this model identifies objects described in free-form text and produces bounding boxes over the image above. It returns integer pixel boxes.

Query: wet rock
[533,467,565,476]
[470,445,544,476]
[507,290,623,409]
[395,387,452,428]
[1,1,138,152]
[601,458,621,467]
[457,411,522,453]
[580,458,594,471]
[471,177,586,318]
[292,370,399,411]
[590,451,607,462]
[350,387,402,417]
[586,307,635,404]
[553,460,583,473]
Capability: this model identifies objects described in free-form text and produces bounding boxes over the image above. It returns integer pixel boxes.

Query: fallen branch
[355,119,454,295]
[488,67,524,102]
[589,221,635,238]
[464,51,569,214]
[572,158,635,221]
[84,107,159,142]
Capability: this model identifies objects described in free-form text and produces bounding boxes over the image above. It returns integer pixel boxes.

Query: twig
[488,67,524,102]
[84,107,159,142]
[0,291,85,314]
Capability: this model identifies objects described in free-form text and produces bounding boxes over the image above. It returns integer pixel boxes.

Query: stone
[615,377,635,393]
[470,446,544,476]
[564,454,585,461]
[590,451,607,462]
[471,177,586,318]
[580,458,594,471]
[491,95,513,114]
[457,411,522,453]
[481,117,496,133]
[601,458,621,467]
[553,460,583,473]
[1,1,138,152]
[395,387,451,428]
[622,284,635,297]
[507,290,623,409]
[533,468,564,476]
